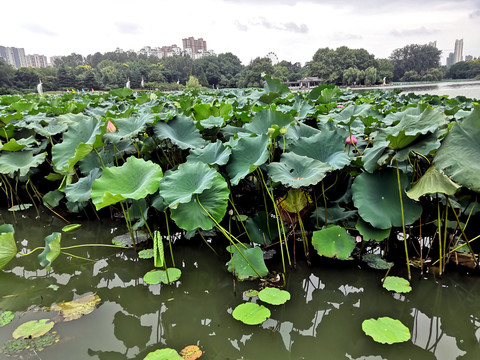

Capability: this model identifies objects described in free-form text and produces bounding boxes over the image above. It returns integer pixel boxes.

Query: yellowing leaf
[180,345,202,360]
[51,294,101,322]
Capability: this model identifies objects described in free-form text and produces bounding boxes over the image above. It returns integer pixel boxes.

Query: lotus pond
[0,79,480,359]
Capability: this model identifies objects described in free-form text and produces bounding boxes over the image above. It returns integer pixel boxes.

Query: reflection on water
[1,210,480,359]
[399,80,480,100]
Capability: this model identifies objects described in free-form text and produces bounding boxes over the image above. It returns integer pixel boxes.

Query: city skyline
[1,0,479,66]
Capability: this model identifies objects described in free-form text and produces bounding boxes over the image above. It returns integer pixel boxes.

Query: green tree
[55,53,85,67]
[57,65,75,89]
[13,67,40,91]
[342,67,358,85]
[389,44,442,81]
[160,56,193,84]
[446,60,480,79]
[364,67,377,85]
[238,57,274,88]
[377,59,394,84]
[0,58,16,94]
[401,70,421,82]
[217,53,244,87]
[186,75,202,89]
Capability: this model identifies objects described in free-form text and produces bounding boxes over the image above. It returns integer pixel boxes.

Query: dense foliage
[1,79,479,279]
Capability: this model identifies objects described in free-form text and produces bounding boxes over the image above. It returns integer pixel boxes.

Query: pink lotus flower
[106,121,116,132]
[337,104,345,108]
[346,136,357,145]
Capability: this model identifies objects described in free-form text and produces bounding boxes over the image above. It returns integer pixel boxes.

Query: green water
[1,210,480,359]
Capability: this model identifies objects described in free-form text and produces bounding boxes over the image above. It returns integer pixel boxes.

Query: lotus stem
[60,251,97,262]
[395,160,411,281]
[197,229,219,256]
[443,197,449,273]
[164,211,175,267]
[322,181,328,226]
[93,147,106,168]
[228,197,251,243]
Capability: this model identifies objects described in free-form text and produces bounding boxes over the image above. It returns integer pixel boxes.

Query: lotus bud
[267,127,276,136]
[106,121,116,132]
[337,104,345,108]
[279,127,287,135]
[346,136,357,145]
[356,236,362,243]
[228,209,234,216]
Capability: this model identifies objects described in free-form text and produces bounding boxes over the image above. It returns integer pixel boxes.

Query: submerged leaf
[0,311,14,327]
[362,317,410,344]
[51,293,101,322]
[362,254,393,270]
[180,345,203,360]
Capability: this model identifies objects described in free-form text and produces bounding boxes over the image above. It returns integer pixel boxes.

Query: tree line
[0,44,479,94]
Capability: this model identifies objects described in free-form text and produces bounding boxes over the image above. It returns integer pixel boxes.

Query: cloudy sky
[2,0,479,65]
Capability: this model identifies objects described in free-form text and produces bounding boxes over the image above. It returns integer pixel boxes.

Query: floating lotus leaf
[138,249,154,259]
[12,319,54,339]
[352,169,422,230]
[226,245,269,280]
[1,332,59,355]
[0,311,14,327]
[406,166,460,201]
[143,268,182,285]
[258,287,291,305]
[91,156,163,210]
[168,170,229,231]
[0,224,17,270]
[51,293,101,322]
[383,276,412,293]
[0,150,46,177]
[267,152,331,188]
[244,289,259,298]
[243,108,294,135]
[160,162,218,208]
[51,116,104,173]
[290,130,351,171]
[62,224,81,232]
[38,232,61,268]
[232,302,271,325]
[180,345,203,360]
[7,204,33,212]
[362,317,411,344]
[433,105,480,192]
[355,218,391,241]
[226,134,270,185]
[186,140,231,166]
[244,211,279,246]
[312,225,356,260]
[154,115,206,149]
[362,254,393,270]
[112,231,148,247]
[65,168,102,203]
[103,113,153,143]
[144,348,183,360]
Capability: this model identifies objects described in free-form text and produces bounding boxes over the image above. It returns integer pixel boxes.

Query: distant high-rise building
[454,39,463,64]
[0,46,27,68]
[465,55,473,61]
[446,52,454,67]
[26,54,48,68]
[182,37,207,53]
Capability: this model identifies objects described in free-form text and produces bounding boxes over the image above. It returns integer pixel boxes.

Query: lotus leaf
[37,232,61,268]
[227,245,269,280]
[143,268,182,285]
[65,168,102,203]
[232,302,271,325]
[277,188,311,214]
[362,317,411,344]
[311,204,357,227]
[51,116,104,173]
[0,224,17,270]
[355,218,391,241]
[138,249,154,259]
[109,88,134,98]
[91,156,163,210]
[51,293,101,322]
[199,116,224,129]
[244,211,279,246]
[433,105,480,192]
[243,109,294,135]
[312,225,356,260]
[226,134,270,185]
[12,319,54,339]
[0,150,46,177]
[144,348,183,360]
[244,289,259,297]
[0,311,14,327]
[62,224,81,232]
[362,254,393,270]
[361,140,390,173]
[258,287,291,305]
[160,162,218,208]
[7,204,33,212]
[103,114,153,143]
[0,137,32,151]
[186,140,231,166]
[383,276,412,293]
[285,122,320,141]
[154,115,206,149]
[180,345,203,360]
[352,169,422,230]
[406,166,460,201]
[42,190,64,208]
[267,152,331,188]
[289,131,350,171]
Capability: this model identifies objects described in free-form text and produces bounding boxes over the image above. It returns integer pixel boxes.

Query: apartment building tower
[182,37,207,54]
[454,39,463,64]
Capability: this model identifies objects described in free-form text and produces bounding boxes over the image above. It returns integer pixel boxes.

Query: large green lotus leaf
[17,118,68,137]
[0,224,17,270]
[285,122,321,142]
[330,104,379,124]
[186,140,231,166]
[352,169,422,230]
[0,137,36,151]
[244,211,279,246]
[362,317,411,344]
[267,152,331,188]
[393,131,441,162]
[356,218,391,241]
[143,268,182,285]
[227,246,269,280]
[199,116,225,129]
[258,287,291,305]
[243,109,294,135]
[12,319,54,339]
[91,156,163,210]
[383,276,412,293]
[226,134,270,185]
[361,140,390,173]
[232,302,271,325]
[38,232,61,268]
[169,172,229,231]
[290,131,351,170]
[143,348,183,360]
[382,108,446,150]
[154,115,206,149]
[103,113,153,143]
[0,150,46,177]
[312,225,356,260]
[109,88,134,98]
[433,105,480,192]
[406,166,460,201]
[51,116,104,173]
[65,168,102,203]
[160,162,218,208]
